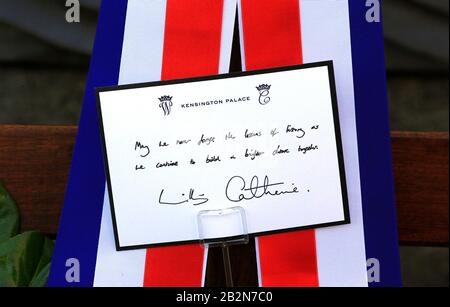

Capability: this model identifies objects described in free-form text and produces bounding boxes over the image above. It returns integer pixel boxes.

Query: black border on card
[96,61,350,251]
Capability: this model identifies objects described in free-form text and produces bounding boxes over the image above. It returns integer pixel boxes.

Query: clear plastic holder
[197,206,249,287]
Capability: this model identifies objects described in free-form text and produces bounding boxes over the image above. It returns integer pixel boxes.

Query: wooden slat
[392,131,448,246]
[0,125,448,246]
[0,125,76,235]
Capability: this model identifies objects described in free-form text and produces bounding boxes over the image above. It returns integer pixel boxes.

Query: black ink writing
[270,128,279,137]
[225,175,299,203]
[225,132,236,140]
[298,144,319,154]
[272,145,290,156]
[156,160,178,168]
[206,155,221,163]
[244,148,265,160]
[176,139,191,145]
[159,188,209,206]
[286,125,306,139]
[135,141,150,157]
[245,129,262,138]
[198,134,215,146]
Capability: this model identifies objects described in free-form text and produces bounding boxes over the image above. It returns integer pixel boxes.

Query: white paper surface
[98,64,349,249]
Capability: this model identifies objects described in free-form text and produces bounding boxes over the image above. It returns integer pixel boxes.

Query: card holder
[197,206,249,246]
[197,206,249,286]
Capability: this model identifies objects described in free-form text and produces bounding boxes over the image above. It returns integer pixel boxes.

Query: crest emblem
[158,95,173,116]
[256,84,271,105]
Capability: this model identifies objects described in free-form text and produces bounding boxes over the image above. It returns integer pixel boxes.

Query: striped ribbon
[144,0,320,287]
[239,0,319,287]
[143,0,225,287]
[89,0,369,287]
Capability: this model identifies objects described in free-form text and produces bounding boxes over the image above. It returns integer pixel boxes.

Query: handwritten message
[133,124,321,207]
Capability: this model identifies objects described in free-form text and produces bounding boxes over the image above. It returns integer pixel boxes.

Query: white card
[97,62,350,250]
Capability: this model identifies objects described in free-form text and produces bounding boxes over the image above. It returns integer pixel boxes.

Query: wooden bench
[0,125,448,285]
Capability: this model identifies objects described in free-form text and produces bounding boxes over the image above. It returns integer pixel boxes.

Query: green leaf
[0,232,53,287]
[29,238,54,287]
[29,262,51,287]
[0,183,20,243]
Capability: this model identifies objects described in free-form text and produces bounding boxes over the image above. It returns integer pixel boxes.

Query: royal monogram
[158,95,173,116]
[256,84,271,105]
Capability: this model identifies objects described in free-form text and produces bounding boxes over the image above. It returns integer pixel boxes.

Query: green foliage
[0,183,54,287]
[0,184,19,242]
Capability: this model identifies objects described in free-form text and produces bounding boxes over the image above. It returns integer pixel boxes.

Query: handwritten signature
[158,175,300,206]
[225,175,299,202]
[158,188,209,206]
